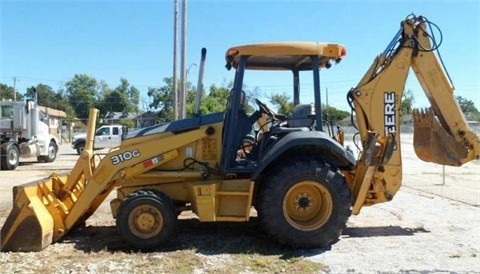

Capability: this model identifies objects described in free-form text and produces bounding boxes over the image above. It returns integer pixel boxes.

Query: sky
[1,0,479,112]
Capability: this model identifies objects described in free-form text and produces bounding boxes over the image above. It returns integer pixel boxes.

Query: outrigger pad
[413,108,467,166]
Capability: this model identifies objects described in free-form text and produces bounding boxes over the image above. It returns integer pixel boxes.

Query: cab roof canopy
[225,41,346,71]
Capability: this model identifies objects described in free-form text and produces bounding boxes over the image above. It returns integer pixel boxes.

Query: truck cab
[72,124,124,154]
[0,99,59,170]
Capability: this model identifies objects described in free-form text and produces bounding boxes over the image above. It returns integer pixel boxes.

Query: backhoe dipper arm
[347,14,480,215]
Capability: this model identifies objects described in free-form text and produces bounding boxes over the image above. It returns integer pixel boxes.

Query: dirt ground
[0,134,479,273]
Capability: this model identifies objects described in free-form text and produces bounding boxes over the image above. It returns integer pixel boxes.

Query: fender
[252,131,356,180]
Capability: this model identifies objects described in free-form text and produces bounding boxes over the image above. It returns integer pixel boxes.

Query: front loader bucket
[413,108,468,166]
[1,108,101,252]
[1,177,59,252]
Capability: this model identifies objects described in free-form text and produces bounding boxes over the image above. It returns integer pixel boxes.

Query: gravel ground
[1,134,479,273]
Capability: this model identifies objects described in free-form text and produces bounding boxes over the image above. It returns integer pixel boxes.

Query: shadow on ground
[59,217,428,257]
[62,217,308,258]
[343,226,429,238]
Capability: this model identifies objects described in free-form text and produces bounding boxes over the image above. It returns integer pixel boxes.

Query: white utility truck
[0,97,59,170]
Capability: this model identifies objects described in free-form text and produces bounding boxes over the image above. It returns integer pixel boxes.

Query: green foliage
[66,74,99,119]
[113,78,140,112]
[25,83,76,118]
[268,92,294,115]
[101,90,129,113]
[147,77,177,121]
[26,84,58,106]
[323,105,350,124]
[268,91,349,124]
[0,83,24,101]
[63,75,140,119]
[400,89,414,116]
[456,95,480,121]
[194,84,230,115]
[149,78,238,121]
[456,95,479,113]
[119,119,135,128]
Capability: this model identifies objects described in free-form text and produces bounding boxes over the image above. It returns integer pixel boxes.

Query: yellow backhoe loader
[1,14,479,251]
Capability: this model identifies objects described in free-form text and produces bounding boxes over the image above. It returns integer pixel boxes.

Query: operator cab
[220,41,348,173]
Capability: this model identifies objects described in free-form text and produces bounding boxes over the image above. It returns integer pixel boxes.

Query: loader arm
[348,14,480,214]
[1,109,211,251]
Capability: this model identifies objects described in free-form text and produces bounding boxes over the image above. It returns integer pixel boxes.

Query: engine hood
[72,133,87,142]
[127,112,224,138]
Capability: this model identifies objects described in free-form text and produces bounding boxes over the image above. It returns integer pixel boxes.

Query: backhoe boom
[349,14,480,214]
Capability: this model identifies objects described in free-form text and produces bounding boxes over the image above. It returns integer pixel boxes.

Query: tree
[268,91,349,124]
[456,96,479,114]
[65,74,99,119]
[268,92,294,115]
[149,78,233,121]
[322,105,350,124]
[112,78,140,113]
[0,83,24,101]
[25,84,57,106]
[186,84,230,116]
[147,77,177,121]
[400,89,415,116]
[102,90,129,113]
[456,95,480,121]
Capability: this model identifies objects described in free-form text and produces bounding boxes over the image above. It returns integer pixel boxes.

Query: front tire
[76,142,85,155]
[0,142,20,170]
[257,158,351,248]
[116,189,177,250]
[38,141,57,163]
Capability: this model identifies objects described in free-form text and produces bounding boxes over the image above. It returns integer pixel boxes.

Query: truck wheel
[38,141,57,163]
[116,189,177,250]
[257,158,351,248]
[76,142,85,155]
[1,142,20,170]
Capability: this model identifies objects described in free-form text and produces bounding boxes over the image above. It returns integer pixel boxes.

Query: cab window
[96,127,110,136]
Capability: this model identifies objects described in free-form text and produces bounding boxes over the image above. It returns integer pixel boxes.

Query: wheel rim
[128,204,164,239]
[8,148,19,166]
[283,181,333,231]
[48,144,56,159]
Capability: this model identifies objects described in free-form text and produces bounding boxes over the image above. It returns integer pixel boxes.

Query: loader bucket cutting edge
[1,176,67,252]
[413,108,468,167]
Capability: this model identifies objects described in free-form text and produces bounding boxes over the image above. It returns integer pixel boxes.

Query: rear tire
[1,142,20,170]
[116,189,177,250]
[257,158,351,248]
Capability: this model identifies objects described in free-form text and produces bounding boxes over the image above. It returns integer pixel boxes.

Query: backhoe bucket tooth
[413,108,468,166]
[1,179,57,252]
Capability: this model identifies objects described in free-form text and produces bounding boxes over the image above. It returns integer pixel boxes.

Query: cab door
[94,126,111,149]
[109,126,122,147]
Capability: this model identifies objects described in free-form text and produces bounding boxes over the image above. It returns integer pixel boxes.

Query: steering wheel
[255,99,276,118]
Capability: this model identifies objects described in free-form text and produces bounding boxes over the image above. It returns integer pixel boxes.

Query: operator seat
[287,104,315,128]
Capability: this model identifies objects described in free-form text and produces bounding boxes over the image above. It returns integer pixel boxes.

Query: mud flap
[413,108,467,166]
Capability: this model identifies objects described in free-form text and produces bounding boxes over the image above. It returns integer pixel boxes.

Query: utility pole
[173,0,179,120]
[179,0,187,119]
[13,76,17,101]
[326,87,329,117]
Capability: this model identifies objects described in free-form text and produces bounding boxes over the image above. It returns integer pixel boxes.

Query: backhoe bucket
[413,108,468,166]
[1,176,64,252]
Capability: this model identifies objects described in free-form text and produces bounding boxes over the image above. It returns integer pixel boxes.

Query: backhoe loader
[1,14,479,252]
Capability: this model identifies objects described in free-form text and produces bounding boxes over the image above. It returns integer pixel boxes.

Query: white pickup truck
[72,124,125,155]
